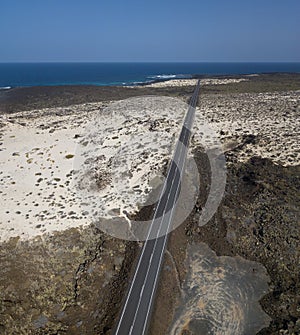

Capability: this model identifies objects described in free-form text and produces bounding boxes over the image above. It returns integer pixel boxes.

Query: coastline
[1,73,300,114]
[0,73,299,334]
[1,61,300,90]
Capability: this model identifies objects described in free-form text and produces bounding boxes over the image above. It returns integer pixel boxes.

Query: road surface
[113,80,201,335]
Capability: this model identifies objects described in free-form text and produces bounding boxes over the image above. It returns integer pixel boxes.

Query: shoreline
[1,71,300,91]
[1,73,300,114]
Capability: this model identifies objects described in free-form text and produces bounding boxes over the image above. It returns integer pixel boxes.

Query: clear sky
[0,0,299,62]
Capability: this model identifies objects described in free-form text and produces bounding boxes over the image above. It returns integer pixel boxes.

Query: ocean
[0,62,300,89]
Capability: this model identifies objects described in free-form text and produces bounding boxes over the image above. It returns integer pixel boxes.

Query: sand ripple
[170,243,271,335]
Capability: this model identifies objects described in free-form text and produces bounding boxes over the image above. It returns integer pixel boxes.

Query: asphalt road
[113,80,201,335]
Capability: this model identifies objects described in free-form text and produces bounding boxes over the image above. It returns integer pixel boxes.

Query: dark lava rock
[188,150,300,335]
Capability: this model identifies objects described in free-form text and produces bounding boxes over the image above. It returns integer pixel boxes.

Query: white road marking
[141,104,195,335]
[114,96,190,335]
[115,80,200,335]
[128,132,187,333]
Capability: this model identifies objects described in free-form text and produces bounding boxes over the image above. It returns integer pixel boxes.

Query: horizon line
[1,61,300,64]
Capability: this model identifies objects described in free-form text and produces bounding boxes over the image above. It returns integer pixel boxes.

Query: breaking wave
[147,74,192,80]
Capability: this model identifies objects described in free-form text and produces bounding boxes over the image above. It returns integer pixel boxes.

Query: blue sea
[0,62,300,89]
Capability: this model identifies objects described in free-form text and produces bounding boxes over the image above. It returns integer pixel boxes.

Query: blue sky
[0,0,299,62]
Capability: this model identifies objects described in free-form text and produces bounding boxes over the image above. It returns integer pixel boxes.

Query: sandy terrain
[128,77,249,88]
[170,243,271,335]
[195,90,300,166]
[1,84,299,242]
[0,104,101,241]
[0,98,186,241]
